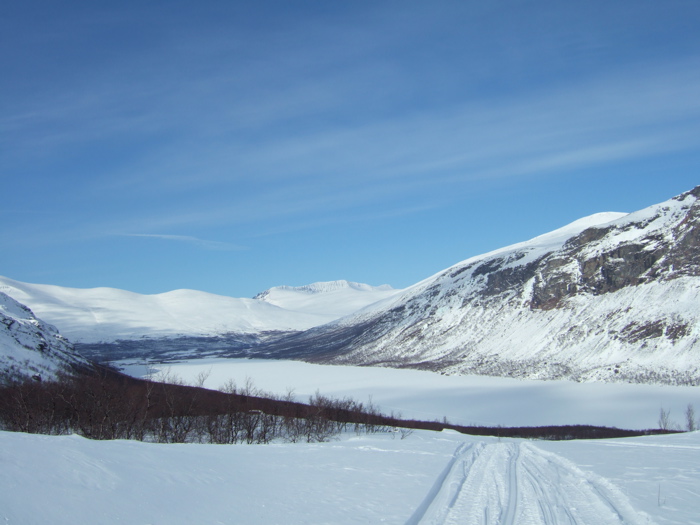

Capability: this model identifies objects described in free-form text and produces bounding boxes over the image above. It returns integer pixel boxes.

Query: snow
[2,425,699,524]
[117,358,700,430]
[0,276,401,343]
[0,430,456,525]
[407,440,655,525]
[537,432,700,525]
[3,356,699,524]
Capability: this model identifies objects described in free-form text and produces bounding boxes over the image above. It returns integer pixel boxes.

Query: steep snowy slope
[0,277,399,344]
[0,292,90,382]
[261,187,700,385]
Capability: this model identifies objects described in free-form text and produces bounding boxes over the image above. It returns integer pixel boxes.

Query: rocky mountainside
[259,187,700,385]
[0,292,90,383]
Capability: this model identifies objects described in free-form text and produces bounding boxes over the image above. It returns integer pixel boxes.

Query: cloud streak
[4,2,700,254]
[121,234,247,252]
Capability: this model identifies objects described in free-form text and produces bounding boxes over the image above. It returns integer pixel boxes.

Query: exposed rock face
[0,292,90,383]
[261,187,700,385]
[529,186,700,308]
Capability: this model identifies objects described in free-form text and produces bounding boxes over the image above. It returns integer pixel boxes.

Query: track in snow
[407,441,652,525]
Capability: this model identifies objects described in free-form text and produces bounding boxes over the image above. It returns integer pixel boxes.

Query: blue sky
[3,1,700,298]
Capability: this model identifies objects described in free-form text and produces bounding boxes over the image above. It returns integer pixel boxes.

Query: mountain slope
[0,292,90,383]
[0,277,399,344]
[260,187,700,385]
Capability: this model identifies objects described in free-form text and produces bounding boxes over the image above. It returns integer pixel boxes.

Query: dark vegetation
[0,367,679,444]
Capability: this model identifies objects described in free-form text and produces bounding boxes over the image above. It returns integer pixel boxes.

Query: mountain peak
[254,280,394,299]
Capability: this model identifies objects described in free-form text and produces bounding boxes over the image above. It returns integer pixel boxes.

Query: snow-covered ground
[3,359,700,523]
[118,358,700,430]
[2,428,698,524]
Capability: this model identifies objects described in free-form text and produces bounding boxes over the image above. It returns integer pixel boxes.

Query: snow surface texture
[270,187,700,385]
[0,277,399,343]
[407,441,652,525]
[120,358,700,430]
[0,292,89,382]
[2,429,698,524]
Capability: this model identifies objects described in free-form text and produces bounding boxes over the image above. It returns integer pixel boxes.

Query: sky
[2,1,700,298]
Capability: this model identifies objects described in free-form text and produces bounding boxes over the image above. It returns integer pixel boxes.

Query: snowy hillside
[259,187,700,385]
[0,292,90,382]
[1,428,698,524]
[0,277,399,344]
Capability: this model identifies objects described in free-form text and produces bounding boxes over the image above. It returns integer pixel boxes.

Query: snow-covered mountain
[0,292,90,383]
[254,280,397,318]
[0,277,399,344]
[260,187,700,385]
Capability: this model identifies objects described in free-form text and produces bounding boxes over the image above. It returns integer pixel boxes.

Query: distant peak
[254,280,393,299]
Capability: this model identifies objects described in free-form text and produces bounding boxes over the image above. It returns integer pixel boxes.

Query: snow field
[0,429,459,525]
[2,429,698,524]
[538,432,700,525]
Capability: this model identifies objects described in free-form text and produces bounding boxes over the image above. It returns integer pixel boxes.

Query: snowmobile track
[407,441,653,525]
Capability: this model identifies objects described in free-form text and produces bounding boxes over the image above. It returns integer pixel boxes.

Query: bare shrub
[685,404,697,432]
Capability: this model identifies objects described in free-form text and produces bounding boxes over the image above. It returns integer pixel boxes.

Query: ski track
[409,441,654,525]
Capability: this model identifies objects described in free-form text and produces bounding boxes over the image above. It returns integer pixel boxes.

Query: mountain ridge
[254,187,700,385]
[0,276,400,344]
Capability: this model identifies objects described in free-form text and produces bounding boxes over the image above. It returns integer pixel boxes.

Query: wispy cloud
[121,234,247,251]
[5,3,700,249]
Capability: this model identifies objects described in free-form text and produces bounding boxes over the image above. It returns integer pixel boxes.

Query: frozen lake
[117,358,700,430]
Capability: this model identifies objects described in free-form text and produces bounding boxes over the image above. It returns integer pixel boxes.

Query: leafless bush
[658,407,674,431]
[7,371,649,445]
[685,403,697,432]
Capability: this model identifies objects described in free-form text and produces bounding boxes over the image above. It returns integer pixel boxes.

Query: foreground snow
[1,429,698,524]
[409,440,652,525]
[119,358,700,430]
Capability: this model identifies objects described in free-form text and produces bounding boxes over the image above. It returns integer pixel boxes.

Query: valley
[2,187,700,524]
